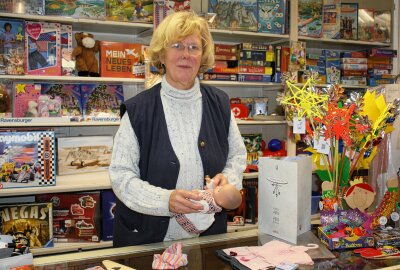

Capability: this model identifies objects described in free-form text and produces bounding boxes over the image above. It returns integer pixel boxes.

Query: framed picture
[57,135,113,175]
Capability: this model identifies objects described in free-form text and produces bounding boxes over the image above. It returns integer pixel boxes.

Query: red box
[100,41,145,78]
[36,192,101,242]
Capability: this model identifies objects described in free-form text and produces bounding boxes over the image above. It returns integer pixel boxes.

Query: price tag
[315,136,331,155]
[293,117,305,134]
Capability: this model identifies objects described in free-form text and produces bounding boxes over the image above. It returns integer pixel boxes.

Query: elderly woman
[109,11,247,247]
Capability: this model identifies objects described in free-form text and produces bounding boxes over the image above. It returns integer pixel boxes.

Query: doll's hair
[149,11,215,74]
[4,23,11,30]
[345,183,374,197]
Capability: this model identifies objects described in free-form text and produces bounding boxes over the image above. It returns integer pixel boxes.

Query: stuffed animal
[25,100,38,117]
[0,84,11,114]
[72,32,100,77]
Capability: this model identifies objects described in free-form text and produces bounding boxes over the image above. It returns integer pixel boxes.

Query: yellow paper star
[16,84,26,94]
[15,33,24,41]
[281,78,329,119]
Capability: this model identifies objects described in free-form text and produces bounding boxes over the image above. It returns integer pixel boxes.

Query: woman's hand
[210,173,229,187]
[169,189,203,214]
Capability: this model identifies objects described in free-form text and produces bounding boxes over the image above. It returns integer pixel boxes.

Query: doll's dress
[174,189,222,234]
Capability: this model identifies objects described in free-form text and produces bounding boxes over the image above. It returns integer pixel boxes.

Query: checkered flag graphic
[37,132,55,186]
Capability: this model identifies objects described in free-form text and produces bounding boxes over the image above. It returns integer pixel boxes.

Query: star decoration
[16,84,26,94]
[315,103,366,146]
[16,33,24,41]
[280,79,329,119]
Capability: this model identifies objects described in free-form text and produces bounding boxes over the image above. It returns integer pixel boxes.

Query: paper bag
[258,156,312,244]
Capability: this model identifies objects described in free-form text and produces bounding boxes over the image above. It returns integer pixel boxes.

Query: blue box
[101,190,116,241]
[318,227,375,250]
[311,195,321,214]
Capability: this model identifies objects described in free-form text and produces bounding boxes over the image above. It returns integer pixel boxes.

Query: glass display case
[33,229,400,270]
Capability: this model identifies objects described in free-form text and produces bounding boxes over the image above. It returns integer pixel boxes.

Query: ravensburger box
[258,156,312,244]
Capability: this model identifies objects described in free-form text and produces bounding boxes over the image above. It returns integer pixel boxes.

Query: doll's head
[344,179,375,212]
[213,184,242,210]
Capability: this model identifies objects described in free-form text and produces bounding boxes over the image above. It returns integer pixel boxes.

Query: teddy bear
[72,32,100,77]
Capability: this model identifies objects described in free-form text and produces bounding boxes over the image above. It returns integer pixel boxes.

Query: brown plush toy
[72,32,100,77]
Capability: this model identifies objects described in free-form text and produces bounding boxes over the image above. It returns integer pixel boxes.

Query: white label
[391,212,400,222]
[293,117,305,134]
[379,216,388,226]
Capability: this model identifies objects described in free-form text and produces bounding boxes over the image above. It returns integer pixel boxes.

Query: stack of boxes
[367,49,397,86]
[202,43,238,81]
[238,43,274,82]
[340,51,368,87]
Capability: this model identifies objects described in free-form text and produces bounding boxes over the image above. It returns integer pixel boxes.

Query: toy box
[0,131,56,189]
[13,83,41,118]
[373,10,391,43]
[57,135,113,175]
[100,41,145,78]
[154,0,190,28]
[322,0,341,39]
[257,0,286,34]
[0,202,53,248]
[358,9,374,41]
[340,3,358,40]
[208,0,258,32]
[44,0,105,19]
[298,0,323,37]
[40,83,82,119]
[36,192,101,242]
[25,21,61,76]
[60,24,74,76]
[0,0,45,15]
[80,84,124,120]
[258,156,312,244]
[101,190,116,241]
[318,227,375,250]
[0,18,25,75]
[105,0,153,23]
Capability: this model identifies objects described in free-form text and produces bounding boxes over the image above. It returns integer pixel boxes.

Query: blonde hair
[149,11,215,74]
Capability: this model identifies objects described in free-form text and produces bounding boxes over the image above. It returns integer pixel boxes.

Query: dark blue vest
[113,83,231,247]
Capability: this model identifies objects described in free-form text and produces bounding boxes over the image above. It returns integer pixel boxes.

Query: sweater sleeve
[222,111,247,190]
[109,113,173,216]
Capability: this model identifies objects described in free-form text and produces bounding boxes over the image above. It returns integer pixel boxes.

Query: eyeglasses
[168,42,202,56]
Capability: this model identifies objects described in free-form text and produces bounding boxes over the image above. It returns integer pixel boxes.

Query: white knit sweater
[109,76,247,241]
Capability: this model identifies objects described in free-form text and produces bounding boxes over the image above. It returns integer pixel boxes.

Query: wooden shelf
[0,13,152,35]
[210,29,289,43]
[31,241,113,256]
[0,75,145,84]
[294,83,368,89]
[243,172,258,179]
[202,80,283,89]
[0,171,111,197]
[299,36,391,48]
[0,118,120,127]
[236,119,287,125]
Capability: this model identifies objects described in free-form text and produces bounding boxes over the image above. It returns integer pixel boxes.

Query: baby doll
[174,177,242,234]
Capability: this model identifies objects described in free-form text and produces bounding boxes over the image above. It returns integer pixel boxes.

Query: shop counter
[33,229,400,270]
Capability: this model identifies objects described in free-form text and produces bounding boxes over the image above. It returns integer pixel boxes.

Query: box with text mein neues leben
[100,41,145,78]
[258,156,312,244]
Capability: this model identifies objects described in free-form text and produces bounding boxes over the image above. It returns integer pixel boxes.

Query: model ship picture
[57,135,113,175]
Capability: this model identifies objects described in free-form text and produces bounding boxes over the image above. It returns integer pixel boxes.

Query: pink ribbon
[152,242,188,269]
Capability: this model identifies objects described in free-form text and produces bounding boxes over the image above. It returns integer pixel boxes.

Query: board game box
[100,41,145,78]
[100,190,115,241]
[105,0,153,23]
[0,131,56,189]
[340,3,358,40]
[36,193,101,242]
[257,0,286,34]
[208,0,258,32]
[322,0,341,39]
[80,84,124,120]
[0,0,45,15]
[44,0,105,19]
[298,0,323,37]
[57,135,113,175]
[0,202,53,248]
